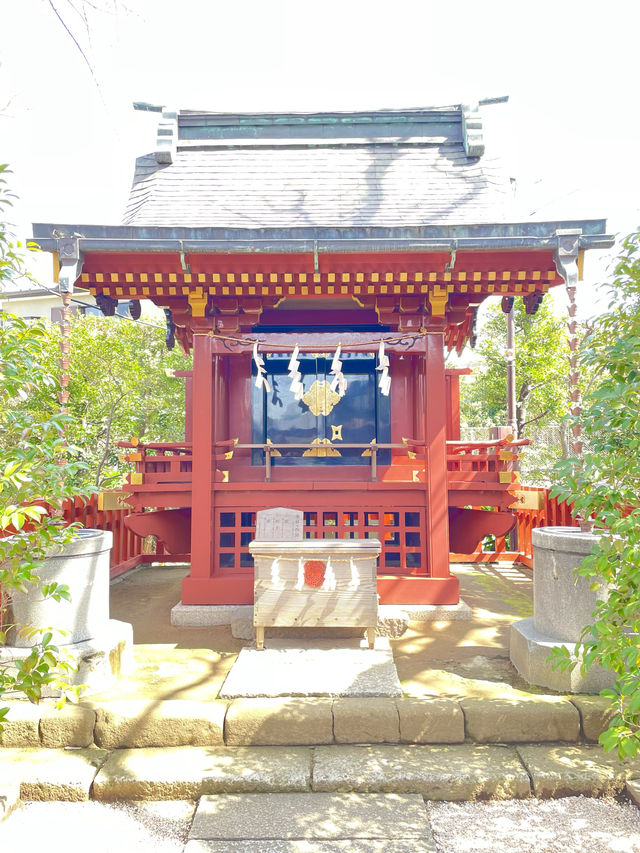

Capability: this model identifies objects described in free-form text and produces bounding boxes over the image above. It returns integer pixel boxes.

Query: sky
[1,0,639,319]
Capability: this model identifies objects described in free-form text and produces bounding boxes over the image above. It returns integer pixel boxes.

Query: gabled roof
[123,105,512,229]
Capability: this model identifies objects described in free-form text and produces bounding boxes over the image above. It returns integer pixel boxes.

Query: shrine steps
[2,694,639,803]
[2,742,640,804]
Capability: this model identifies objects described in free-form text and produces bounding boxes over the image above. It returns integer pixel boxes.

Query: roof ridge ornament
[461,103,484,158]
[156,107,178,164]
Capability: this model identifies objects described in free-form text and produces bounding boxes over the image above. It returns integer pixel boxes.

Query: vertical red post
[445,373,461,440]
[184,375,193,442]
[190,333,215,579]
[424,333,451,580]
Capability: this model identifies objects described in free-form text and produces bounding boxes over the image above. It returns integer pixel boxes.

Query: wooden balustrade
[59,493,161,578]
[115,437,526,486]
[56,484,577,578]
[53,437,574,576]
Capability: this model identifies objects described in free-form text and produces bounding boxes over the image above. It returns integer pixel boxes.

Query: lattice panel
[215,507,426,575]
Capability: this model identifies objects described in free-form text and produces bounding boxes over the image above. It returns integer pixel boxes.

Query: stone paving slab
[0,748,108,801]
[93,746,312,801]
[220,639,401,698]
[189,793,431,840]
[517,744,640,798]
[92,699,227,748]
[460,697,580,743]
[186,840,435,852]
[312,744,531,800]
[225,698,334,746]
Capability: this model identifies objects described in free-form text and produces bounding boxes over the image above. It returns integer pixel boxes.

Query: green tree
[0,166,88,719]
[461,297,570,437]
[460,297,578,484]
[34,315,190,487]
[550,229,640,760]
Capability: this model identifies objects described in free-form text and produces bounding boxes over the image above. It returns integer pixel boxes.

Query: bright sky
[2,0,639,318]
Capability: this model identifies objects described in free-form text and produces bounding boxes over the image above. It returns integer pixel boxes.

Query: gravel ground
[1,796,639,852]
[427,797,640,853]
[0,800,196,852]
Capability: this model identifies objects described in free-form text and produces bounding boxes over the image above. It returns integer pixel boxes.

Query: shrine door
[251,353,390,466]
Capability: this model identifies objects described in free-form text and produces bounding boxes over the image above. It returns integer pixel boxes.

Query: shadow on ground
[98,561,551,701]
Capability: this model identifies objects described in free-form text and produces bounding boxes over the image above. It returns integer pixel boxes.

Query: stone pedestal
[510,526,615,692]
[7,529,112,647]
[2,529,133,695]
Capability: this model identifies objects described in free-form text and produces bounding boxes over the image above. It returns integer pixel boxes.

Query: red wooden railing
[60,487,577,578]
[514,486,577,567]
[60,494,165,579]
[450,486,577,567]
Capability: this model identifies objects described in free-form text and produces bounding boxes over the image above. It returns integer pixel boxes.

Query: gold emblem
[266,438,282,457]
[302,438,342,457]
[331,424,343,441]
[302,380,341,416]
[361,438,376,457]
[98,490,133,511]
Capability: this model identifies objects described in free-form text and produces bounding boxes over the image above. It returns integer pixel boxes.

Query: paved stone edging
[2,743,640,803]
[0,694,613,749]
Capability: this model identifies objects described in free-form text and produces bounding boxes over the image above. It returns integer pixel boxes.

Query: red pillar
[188,333,214,581]
[445,373,461,441]
[424,332,451,580]
[184,374,193,442]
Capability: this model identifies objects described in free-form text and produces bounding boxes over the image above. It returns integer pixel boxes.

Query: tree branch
[94,397,121,486]
[520,409,550,430]
[47,0,100,89]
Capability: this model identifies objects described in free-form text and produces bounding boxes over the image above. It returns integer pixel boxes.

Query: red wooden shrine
[34,105,612,606]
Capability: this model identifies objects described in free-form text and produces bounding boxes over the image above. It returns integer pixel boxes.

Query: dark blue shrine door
[252,353,390,466]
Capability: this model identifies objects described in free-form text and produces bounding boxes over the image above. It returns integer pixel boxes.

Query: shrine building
[33,103,612,607]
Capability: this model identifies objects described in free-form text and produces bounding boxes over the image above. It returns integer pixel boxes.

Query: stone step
[0,693,606,749]
[2,743,640,803]
[187,793,436,851]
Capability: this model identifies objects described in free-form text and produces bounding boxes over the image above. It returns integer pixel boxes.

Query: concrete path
[218,638,402,698]
[2,795,640,852]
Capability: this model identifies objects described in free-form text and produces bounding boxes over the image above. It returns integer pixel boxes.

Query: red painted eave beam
[81,250,560,278]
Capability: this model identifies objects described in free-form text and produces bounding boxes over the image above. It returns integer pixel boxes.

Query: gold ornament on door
[302,380,341,417]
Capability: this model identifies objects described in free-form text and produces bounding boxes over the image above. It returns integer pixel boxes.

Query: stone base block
[92,699,227,748]
[312,744,531,800]
[225,698,334,746]
[0,619,133,698]
[171,601,471,641]
[510,617,615,693]
[0,747,108,801]
[93,746,312,801]
[171,604,247,627]
[403,601,472,622]
[460,696,580,742]
[517,744,640,798]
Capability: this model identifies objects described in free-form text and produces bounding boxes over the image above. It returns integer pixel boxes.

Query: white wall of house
[1,292,164,323]
[1,291,95,321]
